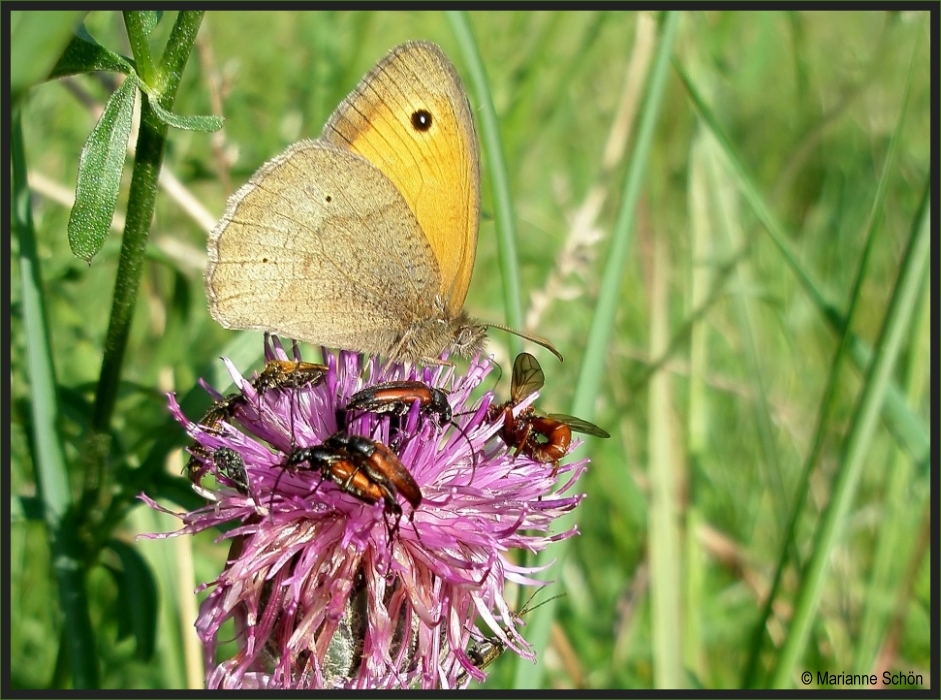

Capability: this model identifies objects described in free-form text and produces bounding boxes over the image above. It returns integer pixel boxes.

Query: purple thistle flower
[142,336,588,689]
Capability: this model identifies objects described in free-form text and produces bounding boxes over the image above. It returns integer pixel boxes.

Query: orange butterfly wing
[321,41,480,317]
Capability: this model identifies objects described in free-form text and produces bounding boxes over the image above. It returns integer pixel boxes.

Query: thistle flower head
[143,337,588,688]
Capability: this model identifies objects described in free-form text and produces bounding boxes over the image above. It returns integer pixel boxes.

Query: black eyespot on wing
[411,109,432,132]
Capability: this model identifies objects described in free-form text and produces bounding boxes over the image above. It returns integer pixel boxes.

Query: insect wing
[546,413,611,438]
[509,352,544,403]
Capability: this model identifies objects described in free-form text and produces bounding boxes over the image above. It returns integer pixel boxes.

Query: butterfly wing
[321,41,480,316]
[206,140,441,355]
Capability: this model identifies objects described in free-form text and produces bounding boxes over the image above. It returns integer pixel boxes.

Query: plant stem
[85,10,205,527]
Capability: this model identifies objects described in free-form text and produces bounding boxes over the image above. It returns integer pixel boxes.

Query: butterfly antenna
[485,323,563,363]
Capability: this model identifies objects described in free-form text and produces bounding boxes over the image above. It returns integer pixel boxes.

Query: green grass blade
[13,103,100,688]
[770,180,930,687]
[513,12,681,689]
[647,215,685,687]
[741,38,919,685]
[11,10,87,95]
[448,11,524,354]
[571,10,680,420]
[853,267,930,672]
[708,138,789,534]
[674,58,928,469]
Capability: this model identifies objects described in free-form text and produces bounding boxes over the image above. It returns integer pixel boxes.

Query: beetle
[286,433,422,527]
[185,359,327,485]
[345,380,452,425]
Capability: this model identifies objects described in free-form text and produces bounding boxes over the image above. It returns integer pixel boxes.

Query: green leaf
[149,98,225,132]
[16,495,44,522]
[48,23,136,80]
[139,11,163,37]
[11,10,87,96]
[106,539,159,660]
[67,76,137,262]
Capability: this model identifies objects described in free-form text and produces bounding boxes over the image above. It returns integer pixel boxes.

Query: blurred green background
[10,10,932,690]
